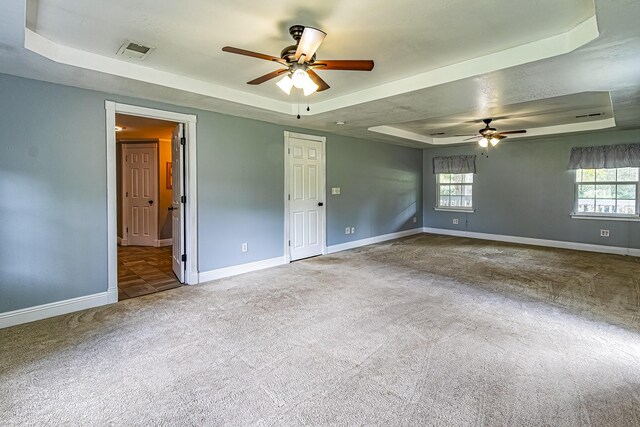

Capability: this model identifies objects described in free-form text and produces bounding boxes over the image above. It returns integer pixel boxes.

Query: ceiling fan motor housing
[289,25,305,42]
[281,45,315,64]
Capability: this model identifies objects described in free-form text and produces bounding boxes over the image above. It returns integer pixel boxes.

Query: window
[575,167,639,216]
[437,173,473,210]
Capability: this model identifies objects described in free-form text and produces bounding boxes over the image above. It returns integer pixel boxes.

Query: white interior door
[125,143,158,246]
[288,135,325,261]
[171,124,185,282]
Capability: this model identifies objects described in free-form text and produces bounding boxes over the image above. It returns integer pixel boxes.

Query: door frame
[283,131,327,263]
[105,101,198,303]
[119,140,159,247]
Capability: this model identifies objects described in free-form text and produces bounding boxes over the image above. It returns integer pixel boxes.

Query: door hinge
[126,227,128,233]
[288,194,290,201]
[288,240,291,246]
[180,136,186,146]
[288,148,290,154]
[181,254,187,262]
[181,195,186,203]
[126,191,128,197]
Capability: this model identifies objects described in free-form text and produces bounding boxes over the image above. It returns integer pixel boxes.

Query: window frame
[572,167,640,219]
[435,173,475,212]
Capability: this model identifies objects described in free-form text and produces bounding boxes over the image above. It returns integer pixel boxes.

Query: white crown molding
[369,117,616,146]
[25,29,294,115]
[422,227,640,257]
[308,15,599,114]
[0,290,117,329]
[23,15,598,117]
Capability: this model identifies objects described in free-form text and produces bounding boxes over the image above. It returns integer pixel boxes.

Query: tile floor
[118,245,182,300]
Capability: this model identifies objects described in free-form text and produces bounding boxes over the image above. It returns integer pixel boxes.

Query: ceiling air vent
[117,40,155,60]
[575,112,603,119]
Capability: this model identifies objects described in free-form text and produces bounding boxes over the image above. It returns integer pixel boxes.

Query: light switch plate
[345,227,350,235]
[332,187,341,195]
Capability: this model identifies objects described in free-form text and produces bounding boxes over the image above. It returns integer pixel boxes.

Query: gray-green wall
[423,130,640,249]
[0,73,423,313]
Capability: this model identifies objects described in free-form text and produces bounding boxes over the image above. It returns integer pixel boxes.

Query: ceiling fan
[458,118,527,147]
[222,25,374,96]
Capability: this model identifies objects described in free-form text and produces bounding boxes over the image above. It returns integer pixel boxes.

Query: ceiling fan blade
[498,130,527,135]
[307,69,330,92]
[312,60,374,71]
[222,46,287,65]
[247,69,288,85]
[454,134,476,137]
[295,27,327,62]
[464,136,480,141]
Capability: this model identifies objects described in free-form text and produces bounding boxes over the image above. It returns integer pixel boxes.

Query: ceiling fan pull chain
[297,90,301,119]
[307,95,310,112]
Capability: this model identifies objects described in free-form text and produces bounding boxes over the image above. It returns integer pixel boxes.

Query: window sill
[434,207,475,213]
[570,214,640,222]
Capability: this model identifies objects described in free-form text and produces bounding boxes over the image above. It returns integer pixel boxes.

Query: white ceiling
[1,0,639,148]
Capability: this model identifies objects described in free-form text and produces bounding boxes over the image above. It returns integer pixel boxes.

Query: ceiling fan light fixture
[478,137,489,148]
[490,137,500,146]
[277,75,294,94]
[302,79,319,96]
[291,69,308,89]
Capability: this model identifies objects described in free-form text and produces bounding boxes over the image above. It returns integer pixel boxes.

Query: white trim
[283,131,327,263]
[434,208,475,213]
[368,117,616,146]
[327,228,423,254]
[106,101,199,292]
[23,16,598,116]
[105,101,118,298]
[25,29,292,115]
[199,256,287,283]
[0,290,117,329]
[314,16,599,114]
[570,214,640,222]
[155,238,173,247]
[422,227,640,257]
[184,120,198,285]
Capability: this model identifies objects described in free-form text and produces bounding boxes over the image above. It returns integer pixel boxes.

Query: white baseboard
[327,228,423,254]
[118,238,128,246]
[0,290,117,329]
[199,256,287,283]
[155,238,173,247]
[423,227,640,257]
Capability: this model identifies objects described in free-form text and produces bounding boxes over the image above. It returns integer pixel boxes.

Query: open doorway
[115,114,183,299]
[105,101,198,303]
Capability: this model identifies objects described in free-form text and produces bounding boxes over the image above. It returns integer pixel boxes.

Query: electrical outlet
[332,187,341,195]
[241,242,248,252]
[345,227,351,235]
[600,229,610,237]
[453,218,459,225]
[351,227,355,234]
[413,217,417,223]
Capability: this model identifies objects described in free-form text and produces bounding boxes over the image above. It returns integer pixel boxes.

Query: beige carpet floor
[1,234,640,426]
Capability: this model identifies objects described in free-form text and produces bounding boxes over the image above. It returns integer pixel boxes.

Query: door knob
[148,200,154,205]
[318,202,324,206]
[168,206,174,211]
